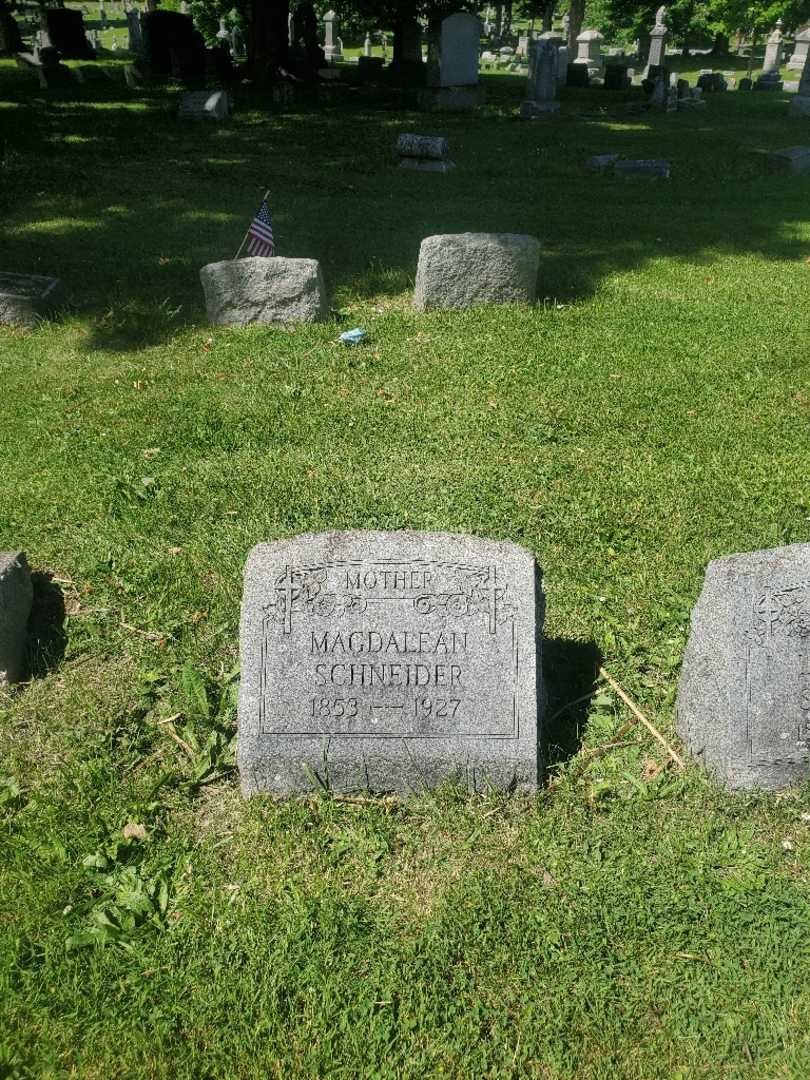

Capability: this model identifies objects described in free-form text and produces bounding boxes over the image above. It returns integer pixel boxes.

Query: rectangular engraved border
[259,557,520,739]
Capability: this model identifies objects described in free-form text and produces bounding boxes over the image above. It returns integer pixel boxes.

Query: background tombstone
[323,9,341,59]
[423,11,481,109]
[46,8,95,59]
[141,10,199,79]
[125,8,142,55]
[788,51,810,116]
[574,29,603,79]
[762,18,784,74]
[238,531,543,796]
[432,11,479,87]
[788,27,810,70]
[521,38,559,117]
[0,271,64,326]
[644,6,668,75]
[678,543,810,791]
[0,552,33,686]
[364,33,372,57]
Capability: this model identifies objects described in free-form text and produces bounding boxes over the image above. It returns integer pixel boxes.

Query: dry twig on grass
[599,666,685,770]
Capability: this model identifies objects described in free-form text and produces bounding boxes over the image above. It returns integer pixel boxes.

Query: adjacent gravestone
[603,63,631,90]
[788,52,810,116]
[397,133,455,172]
[644,5,668,75]
[0,553,32,686]
[140,10,199,79]
[422,11,481,109]
[178,89,229,120]
[414,233,540,311]
[323,9,341,59]
[0,272,64,327]
[768,146,810,174]
[238,531,543,796]
[520,38,559,117]
[756,19,784,90]
[566,61,589,88]
[200,257,328,326]
[574,28,603,78]
[126,8,142,54]
[678,543,810,791]
[46,8,95,59]
[788,27,810,71]
[643,63,669,108]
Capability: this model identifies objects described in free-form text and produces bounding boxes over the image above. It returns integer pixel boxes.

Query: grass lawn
[1,65,810,1078]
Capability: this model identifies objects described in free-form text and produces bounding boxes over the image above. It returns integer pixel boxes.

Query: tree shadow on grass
[27,572,66,679]
[542,637,602,773]
[1,66,807,351]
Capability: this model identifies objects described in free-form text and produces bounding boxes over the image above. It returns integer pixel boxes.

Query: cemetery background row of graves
[4,0,810,101]
[3,0,810,1071]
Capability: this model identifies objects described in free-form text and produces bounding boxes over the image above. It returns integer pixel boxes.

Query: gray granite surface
[414,233,540,311]
[200,257,328,326]
[238,531,543,796]
[678,543,810,790]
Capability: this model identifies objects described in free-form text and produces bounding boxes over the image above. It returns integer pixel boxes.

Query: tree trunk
[502,0,512,38]
[247,0,289,80]
[566,0,584,51]
[542,3,554,33]
[494,3,502,42]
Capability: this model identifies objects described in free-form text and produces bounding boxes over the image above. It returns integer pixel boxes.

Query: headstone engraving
[678,544,810,790]
[238,531,542,795]
[0,552,32,685]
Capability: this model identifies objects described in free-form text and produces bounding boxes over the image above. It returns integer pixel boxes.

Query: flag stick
[233,189,270,260]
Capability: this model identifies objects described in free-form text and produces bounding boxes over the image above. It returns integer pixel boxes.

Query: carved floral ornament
[747,587,810,647]
[263,564,518,634]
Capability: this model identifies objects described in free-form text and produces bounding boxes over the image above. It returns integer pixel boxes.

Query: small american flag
[245,199,275,257]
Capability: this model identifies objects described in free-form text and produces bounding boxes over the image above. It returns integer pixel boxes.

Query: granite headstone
[678,544,810,790]
[238,531,542,795]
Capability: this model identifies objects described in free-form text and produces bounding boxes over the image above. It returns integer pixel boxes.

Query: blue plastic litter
[339,328,367,345]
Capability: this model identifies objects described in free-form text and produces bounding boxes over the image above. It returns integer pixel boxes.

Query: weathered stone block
[678,544,810,791]
[414,233,540,311]
[200,257,328,326]
[178,89,229,120]
[0,552,32,685]
[769,146,810,174]
[585,153,619,171]
[399,157,456,172]
[0,272,64,327]
[238,530,543,796]
[614,158,670,180]
[788,96,810,118]
[396,133,449,160]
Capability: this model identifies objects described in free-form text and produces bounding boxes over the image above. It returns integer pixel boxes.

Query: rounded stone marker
[200,257,329,326]
[413,232,540,312]
[678,543,810,791]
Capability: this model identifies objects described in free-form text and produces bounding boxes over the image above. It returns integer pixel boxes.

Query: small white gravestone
[178,90,229,121]
[437,11,480,86]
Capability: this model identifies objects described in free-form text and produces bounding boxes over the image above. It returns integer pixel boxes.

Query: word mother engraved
[678,543,810,791]
[238,531,543,796]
